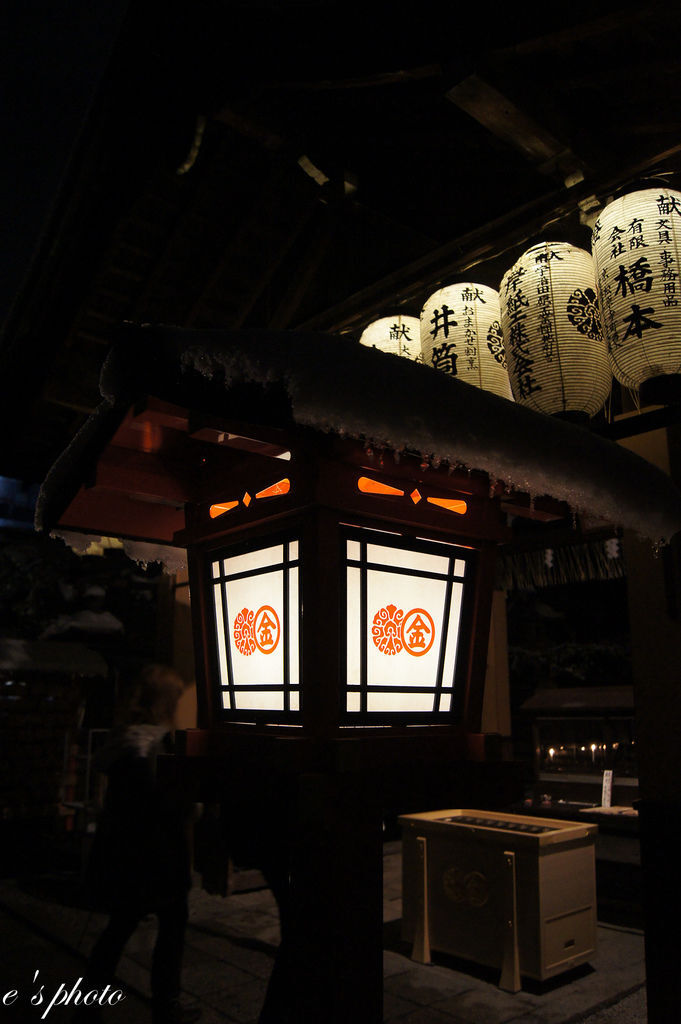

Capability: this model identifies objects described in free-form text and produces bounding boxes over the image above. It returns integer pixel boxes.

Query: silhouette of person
[81,664,200,1024]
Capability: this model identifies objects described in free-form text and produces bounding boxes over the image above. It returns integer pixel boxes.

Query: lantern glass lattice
[420,283,513,400]
[359,315,421,361]
[499,242,611,418]
[591,188,681,401]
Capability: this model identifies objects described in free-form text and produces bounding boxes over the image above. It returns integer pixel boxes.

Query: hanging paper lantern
[359,315,422,361]
[499,242,611,419]
[420,283,513,400]
[591,188,681,403]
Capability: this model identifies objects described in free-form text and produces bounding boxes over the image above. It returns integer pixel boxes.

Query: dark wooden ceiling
[3,0,681,484]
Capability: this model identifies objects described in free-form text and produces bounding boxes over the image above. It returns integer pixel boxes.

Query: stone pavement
[0,843,646,1024]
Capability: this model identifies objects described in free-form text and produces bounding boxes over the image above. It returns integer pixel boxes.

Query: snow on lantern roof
[37,324,681,546]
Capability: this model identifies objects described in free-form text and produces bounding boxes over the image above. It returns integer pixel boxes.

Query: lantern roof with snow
[36,324,681,552]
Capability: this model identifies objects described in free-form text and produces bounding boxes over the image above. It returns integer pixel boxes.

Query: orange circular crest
[401,607,435,657]
[254,605,281,654]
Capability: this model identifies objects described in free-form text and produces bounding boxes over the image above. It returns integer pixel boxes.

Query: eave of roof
[36,324,681,546]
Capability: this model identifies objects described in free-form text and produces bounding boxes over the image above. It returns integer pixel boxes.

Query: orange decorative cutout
[254,605,280,654]
[233,608,256,655]
[372,605,405,655]
[426,497,468,515]
[256,478,291,499]
[372,605,436,657]
[401,608,436,657]
[209,500,239,519]
[358,476,405,497]
[410,489,422,504]
[233,605,280,655]
[243,492,252,507]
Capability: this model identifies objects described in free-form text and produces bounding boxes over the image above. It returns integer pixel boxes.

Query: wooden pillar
[463,541,499,732]
[481,589,512,739]
[622,423,681,1022]
[624,529,681,1023]
[287,771,384,1023]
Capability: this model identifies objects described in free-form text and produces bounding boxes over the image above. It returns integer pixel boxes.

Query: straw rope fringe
[497,538,625,591]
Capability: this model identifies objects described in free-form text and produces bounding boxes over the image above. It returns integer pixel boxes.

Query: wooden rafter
[446,75,586,181]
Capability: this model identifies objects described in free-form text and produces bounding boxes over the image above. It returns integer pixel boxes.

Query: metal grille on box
[420,283,513,400]
[591,188,681,398]
[359,315,421,361]
[499,242,611,418]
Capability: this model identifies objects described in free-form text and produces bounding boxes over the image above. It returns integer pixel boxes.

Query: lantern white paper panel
[420,283,513,399]
[499,242,611,417]
[224,570,285,687]
[359,315,422,361]
[591,189,681,390]
[366,571,448,688]
[212,540,299,714]
[345,537,467,715]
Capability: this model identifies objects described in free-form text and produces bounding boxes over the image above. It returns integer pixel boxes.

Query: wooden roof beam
[446,74,586,185]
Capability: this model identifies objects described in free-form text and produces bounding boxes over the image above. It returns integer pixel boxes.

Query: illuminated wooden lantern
[208,523,478,723]
[359,315,421,361]
[499,243,611,420]
[591,188,681,404]
[182,458,498,728]
[420,283,513,400]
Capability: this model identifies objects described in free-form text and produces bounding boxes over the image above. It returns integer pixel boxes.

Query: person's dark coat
[86,724,192,913]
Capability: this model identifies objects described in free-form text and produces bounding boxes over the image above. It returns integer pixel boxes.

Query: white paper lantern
[499,242,611,418]
[359,315,422,361]
[420,283,513,400]
[591,188,681,401]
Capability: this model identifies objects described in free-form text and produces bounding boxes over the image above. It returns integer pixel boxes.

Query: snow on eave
[34,400,126,535]
[119,325,681,544]
[47,325,681,546]
[49,530,187,575]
